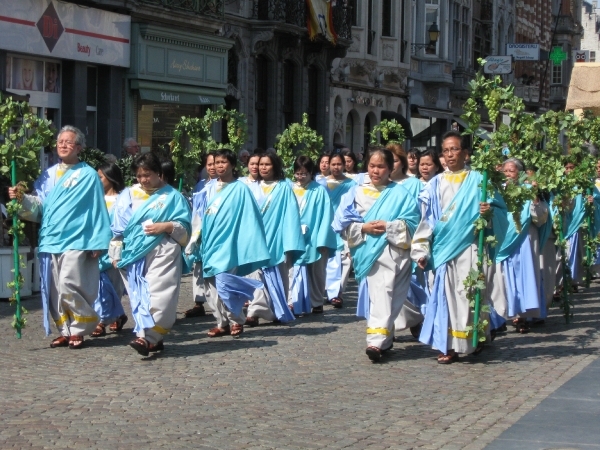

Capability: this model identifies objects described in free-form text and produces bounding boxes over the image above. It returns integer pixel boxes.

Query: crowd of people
[9,125,598,364]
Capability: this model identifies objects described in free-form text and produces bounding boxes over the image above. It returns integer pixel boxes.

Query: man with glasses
[411,131,494,364]
[8,125,112,349]
[123,138,141,157]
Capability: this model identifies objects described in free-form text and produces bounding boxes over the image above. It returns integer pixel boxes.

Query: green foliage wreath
[369,119,407,146]
[275,113,324,178]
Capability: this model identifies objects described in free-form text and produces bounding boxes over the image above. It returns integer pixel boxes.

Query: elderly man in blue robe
[9,125,112,349]
[411,131,495,364]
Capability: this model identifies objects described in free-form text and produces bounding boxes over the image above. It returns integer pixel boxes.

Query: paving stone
[1,276,599,448]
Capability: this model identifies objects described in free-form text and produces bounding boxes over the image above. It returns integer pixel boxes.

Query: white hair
[123,137,138,149]
[58,125,85,147]
[239,149,250,157]
[503,157,523,172]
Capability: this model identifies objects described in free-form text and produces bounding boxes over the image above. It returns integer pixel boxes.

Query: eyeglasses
[441,147,462,155]
[57,140,77,147]
[294,172,309,178]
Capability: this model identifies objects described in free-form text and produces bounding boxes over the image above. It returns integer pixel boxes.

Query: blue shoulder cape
[38,162,112,253]
[333,182,420,282]
[294,181,337,265]
[259,180,305,267]
[113,184,192,268]
[201,180,271,277]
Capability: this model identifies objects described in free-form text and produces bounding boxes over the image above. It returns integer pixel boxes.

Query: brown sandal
[129,337,149,356]
[109,314,128,332]
[68,336,84,350]
[231,324,243,338]
[207,326,231,337]
[245,316,259,327]
[50,336,69,348]
[437,351,458,364]
[91,323,106,337]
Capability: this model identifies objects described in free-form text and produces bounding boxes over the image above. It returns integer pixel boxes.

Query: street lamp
[411,22,440,54]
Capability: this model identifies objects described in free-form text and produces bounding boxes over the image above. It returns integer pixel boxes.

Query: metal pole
[558,213,570,323]
[178,177,183,192]
[11,158,21,339]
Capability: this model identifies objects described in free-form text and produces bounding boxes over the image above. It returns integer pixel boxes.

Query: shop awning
[131,80,226,105]
[566,62,600,114]
[411,105,454,120]
[380,110,413,139]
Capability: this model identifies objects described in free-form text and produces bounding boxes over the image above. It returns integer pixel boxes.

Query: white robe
[411,169,490,355]
[342,183,413,350]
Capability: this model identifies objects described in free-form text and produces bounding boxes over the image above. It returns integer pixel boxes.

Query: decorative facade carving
[382,43,394,61]
[349,34,361,52]
[251,30,274,55]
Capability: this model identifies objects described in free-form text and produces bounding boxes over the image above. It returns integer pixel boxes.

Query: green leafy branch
[369,119,407,146]
[275,113,324,179]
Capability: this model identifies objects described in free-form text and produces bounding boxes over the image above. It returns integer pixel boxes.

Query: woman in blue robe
[91,162,127,337]
[324,152,357,308]
[186,149,271,337]
[288,156,338,315]
[110,153,191,356]
[245,151,305,325]
[333,147,420,362]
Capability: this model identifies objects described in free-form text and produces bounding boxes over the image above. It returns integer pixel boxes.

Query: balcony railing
[253,0,305,28]
[332,4,352,41]
[140,0,224,18]
[253,0,352,41]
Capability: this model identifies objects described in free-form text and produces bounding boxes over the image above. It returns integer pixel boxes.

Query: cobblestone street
[1,275,599,449]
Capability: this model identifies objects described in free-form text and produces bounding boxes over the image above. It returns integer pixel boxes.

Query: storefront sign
[506,43,540,61]
[138,87,224,105]
[573,50,590,63]
[0,0,130,67]
[483,56,513,74]
[167,50,204,80]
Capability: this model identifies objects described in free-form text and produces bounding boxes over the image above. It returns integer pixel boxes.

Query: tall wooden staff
[11,158,22,339]
[471,164,488,347]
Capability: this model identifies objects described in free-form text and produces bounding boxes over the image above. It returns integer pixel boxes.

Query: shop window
[255,56,269,149]
[136,96,207,155]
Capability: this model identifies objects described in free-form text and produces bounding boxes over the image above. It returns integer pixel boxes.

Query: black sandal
[330,297,343,308]
[129,337,149,356]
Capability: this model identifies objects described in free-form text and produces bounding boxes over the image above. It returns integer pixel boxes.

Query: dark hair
[407,147,419,157]
[97,162,125,193]
[329,152,345,166]
[132,152,162,177]
[160,159,176,186]
[364,146,394,171]
[385,142,408,175]
[316,153,330,168]
[417,148,443,175]
[260,151,285,181]
[340,149,359,174]
[294,155,316,177]
[441,130,465,148]
[214,148,239,178]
